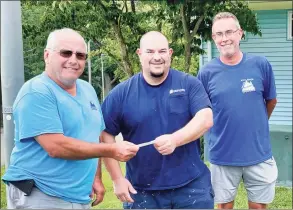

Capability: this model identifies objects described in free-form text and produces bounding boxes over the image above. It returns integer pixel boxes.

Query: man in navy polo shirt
[101,31,214,209]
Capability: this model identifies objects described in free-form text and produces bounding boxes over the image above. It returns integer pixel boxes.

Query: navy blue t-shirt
[102,69,211,190]
[197,53,277,166]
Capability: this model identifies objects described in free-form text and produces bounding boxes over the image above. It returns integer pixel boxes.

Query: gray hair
[45,28,87,51]
[212,12,241,29]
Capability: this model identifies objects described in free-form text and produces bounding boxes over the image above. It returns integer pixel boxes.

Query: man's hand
[154,134,177,155]
[90,178,106,206]
[113,177,137,203]
[112,141,139,162]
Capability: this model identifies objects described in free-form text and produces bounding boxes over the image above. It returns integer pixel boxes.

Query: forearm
[266,98,277,119]
[95,137,104,180]
[57,137,117,159]
[35,134,115,160]
[104,158,124,181]
[172,108,213,147]
[100,131,124,181]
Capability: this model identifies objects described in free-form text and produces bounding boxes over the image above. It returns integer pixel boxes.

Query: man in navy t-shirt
[101,31,214,209]
[197,12,278,209]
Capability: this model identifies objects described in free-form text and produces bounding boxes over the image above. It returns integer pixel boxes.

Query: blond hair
[212,12,241,29]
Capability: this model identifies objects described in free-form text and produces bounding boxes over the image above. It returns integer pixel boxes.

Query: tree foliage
[20,0,261,94]
[165,0,261,73]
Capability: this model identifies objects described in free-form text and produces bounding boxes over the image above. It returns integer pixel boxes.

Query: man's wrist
[171,131,183,147]
[106,143,116,158]
[113,176,125,183]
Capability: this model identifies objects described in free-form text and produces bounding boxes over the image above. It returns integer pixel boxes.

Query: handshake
[109,134,177,162]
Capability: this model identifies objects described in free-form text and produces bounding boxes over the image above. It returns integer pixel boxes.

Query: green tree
[166,0,261,73]
[20,0,261,93]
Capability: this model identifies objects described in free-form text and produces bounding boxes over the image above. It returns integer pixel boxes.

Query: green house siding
[200,9,292,126]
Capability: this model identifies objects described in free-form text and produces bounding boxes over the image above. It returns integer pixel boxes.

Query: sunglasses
[51,49,88,60]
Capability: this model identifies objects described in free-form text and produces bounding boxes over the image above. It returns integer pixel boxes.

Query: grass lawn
[1,163,292,209]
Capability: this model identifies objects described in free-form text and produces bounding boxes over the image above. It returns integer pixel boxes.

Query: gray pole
[101,54,105,101]
[87,40,92,85]
[1,1,25,168]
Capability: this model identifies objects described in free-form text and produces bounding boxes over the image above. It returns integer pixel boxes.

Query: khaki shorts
[6,183,91,209]
[210,157,278,204]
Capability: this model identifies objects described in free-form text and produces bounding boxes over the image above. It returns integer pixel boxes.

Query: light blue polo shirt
[2,72,105,204]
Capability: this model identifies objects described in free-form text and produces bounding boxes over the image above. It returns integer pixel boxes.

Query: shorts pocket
[123,202,134,209]
[210,188,215,198]
[264,157,276,166]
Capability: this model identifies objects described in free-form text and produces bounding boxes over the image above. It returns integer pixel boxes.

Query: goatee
[150,72,164,78]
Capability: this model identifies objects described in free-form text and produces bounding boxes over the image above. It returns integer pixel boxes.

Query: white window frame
[288,11,292,40]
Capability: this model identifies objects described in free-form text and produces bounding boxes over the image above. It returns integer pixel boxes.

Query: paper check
[137,140,155,148]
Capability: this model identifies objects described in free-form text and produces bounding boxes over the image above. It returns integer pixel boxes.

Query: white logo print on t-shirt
[241,79,255,93]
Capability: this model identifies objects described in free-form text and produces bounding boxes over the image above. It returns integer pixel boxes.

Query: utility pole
[101,54,105,101]
[1,1,25,167]
[87,40,92,85]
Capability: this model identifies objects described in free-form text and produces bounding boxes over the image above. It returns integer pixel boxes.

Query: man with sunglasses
[2,28,139,209]
[197,12,278,209]
[100,31,214,209]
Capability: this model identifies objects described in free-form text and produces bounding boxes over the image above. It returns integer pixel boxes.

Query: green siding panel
[273,112,292,117]
[274,107,292,112]
[277,88,292,93]
[270,125,292,187]
[245,38,291,43]
[258,18,288,24]
[259,28,287,34]
[251,33,287,38]
[270,61,292,66]
[269,121,292,125]
[239,47,292,53]
[265,57,292,62]
[275,103,292,108]
[260,23,287,29]
[277,98,292,103]
[273,69,293,74]
[278,93,293,98]
[275,80,292,85]
[236,42,292,48]
[275,75,293,80]
[270,116,292,121]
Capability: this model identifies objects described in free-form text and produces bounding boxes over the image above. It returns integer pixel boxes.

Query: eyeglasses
[212,29,239,40]
[49,49,88,60]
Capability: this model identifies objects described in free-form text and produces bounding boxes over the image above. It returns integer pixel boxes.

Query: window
[288,11,292,40]
[241,31,247,42]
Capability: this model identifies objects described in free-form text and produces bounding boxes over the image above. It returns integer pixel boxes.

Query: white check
[137,140,155,148]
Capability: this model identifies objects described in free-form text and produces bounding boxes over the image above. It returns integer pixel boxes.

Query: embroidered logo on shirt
[169,89,185,94]
[90,101,97,110]
[241,79,255,93]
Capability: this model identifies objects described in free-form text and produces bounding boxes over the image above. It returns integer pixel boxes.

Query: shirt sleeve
[261,57,277,100]
[101,88,122,136]
[187,75,212,116]
[91,85,106,133]
[96,101,106,132]
[14,92,63,141]
[196,69,209,94]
